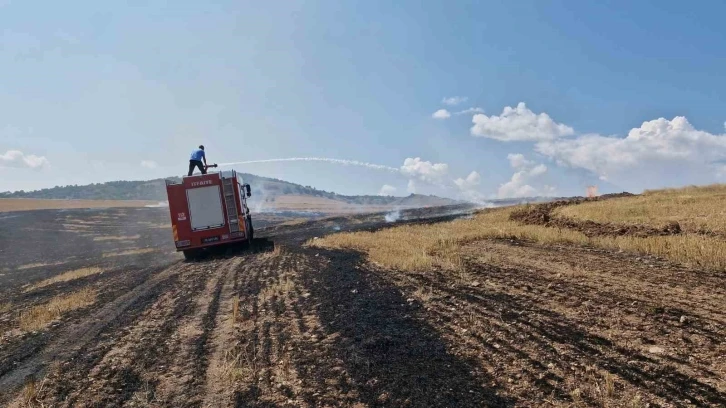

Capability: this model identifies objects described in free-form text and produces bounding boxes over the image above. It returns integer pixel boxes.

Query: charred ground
[0,201,724,407]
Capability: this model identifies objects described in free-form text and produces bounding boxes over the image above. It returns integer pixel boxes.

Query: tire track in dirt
[201,248,358,407]
[67,259,236,407]
[0,262,190,405]
[40,261,214,407]
[202,253,270,407]
[7,258,235,407]
[203,250,297,406]
[0,265,163,382]
[153,257,243,406]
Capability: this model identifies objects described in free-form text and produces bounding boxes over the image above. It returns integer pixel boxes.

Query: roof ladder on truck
[221,176,240,236]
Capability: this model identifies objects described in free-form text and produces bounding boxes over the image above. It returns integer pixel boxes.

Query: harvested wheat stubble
[311,207,590,271]
[25,267,104,291]
[16,262,65,271]
[0,198,158,212]
[507,195,726,271]
[557,184,726,235]
[510,200,683,238]
[18,288,96,331]
[93,235,141,242]
[102,248,156,258]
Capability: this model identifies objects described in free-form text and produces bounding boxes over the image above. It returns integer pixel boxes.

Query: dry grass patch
[0,302,11,314]
[232,296,241,322]
[148,223,170,229]
[313,202,726,272]
[279,217,310,226]
[17,262,65,270]
[557,184,726,234]
[18,287,96,331]
[217,348,253,384]
[311,207,588,271]
[7,377,47,408]
[0,198,156,213]
[259,274,296,304]
[93,234,140,242]
[593,233,726,270]
[261,244,284,260]
[564,370,647,408]
[62,223,93,231]
[64,218,99,225]
[102,248,155,258]
[25,267,105,291]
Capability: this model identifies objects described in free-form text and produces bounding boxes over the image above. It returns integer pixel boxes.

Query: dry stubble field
[0,189,724,407]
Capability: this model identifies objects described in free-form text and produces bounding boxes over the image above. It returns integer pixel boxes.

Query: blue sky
[2,1,726,200]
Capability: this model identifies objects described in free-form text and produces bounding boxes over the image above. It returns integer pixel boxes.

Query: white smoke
[384,210,401,222]
[218,157,399,172]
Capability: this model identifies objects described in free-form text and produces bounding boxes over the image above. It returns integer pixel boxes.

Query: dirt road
[0,205,724,407]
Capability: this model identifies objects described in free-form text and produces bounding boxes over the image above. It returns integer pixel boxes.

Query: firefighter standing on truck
[188,145,207,176]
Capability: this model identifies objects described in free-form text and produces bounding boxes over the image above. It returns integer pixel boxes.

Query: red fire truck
[165,169,253,259]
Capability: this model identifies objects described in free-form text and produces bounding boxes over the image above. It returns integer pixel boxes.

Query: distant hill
[0,173,462,209]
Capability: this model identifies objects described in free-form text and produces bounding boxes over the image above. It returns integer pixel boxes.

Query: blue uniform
[190,149,206,161]
[188,148,207,176]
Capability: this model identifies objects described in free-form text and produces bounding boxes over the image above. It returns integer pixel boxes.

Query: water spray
[217,157,399,173]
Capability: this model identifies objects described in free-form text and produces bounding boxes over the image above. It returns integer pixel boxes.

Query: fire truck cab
[165,169,253,259]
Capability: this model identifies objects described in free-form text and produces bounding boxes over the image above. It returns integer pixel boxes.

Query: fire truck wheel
[246,223,253,247]
[183,249,198,260]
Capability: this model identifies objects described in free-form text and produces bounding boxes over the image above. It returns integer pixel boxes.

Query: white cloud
[400,157,449,184]
[497,154,555,198]
[140,160,158,169]
[378,184,397,196]
[498,174,539,198]
[0,150,49,169]
[454,171,481,191]
[455,107,484,115]
[432,109,451,120]
[507,153,533,169]
[466,102,726,193]
[442,96,468,106]
[471,102,574,141]
[536,116,726,191]
[529,163,547,177]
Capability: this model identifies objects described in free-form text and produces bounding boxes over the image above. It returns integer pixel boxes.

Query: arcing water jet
[217,157,399,173]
